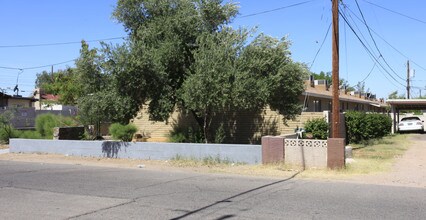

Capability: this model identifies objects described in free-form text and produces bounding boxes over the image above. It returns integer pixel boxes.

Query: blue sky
[1,0,425,99]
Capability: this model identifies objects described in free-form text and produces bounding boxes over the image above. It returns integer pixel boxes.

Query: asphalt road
[0,161,425,220]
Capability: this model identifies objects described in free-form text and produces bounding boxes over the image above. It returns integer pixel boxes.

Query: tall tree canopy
[111,0,307,142]
[36,0,308,142]
[35,68,81,105]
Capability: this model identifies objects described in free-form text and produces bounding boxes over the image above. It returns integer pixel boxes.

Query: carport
[387,99,426,133]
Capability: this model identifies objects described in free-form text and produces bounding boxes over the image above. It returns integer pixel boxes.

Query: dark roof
[0,92,37,102]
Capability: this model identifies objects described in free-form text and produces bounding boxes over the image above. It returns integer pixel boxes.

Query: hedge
[345,111,392,143]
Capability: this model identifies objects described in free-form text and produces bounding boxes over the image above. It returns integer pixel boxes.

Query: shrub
[0,111,19,144]
[35,114,59,138]
[17,130,43,139]
[35,114,79,139]
[304,118,329,139]
[345,111,392,143]
[109,123,138,142]
[0,126,19,144]
[169,126,204,143]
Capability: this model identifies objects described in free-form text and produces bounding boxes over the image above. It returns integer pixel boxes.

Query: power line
[363,0,426,25]
[239,0,316,18]
[360,60,377,83]
[0,37,125,48]
[309,22,331,70]
[344,6,426,72]
[0,59,76,70]
[339,9,405,88]
[353,0,405,81]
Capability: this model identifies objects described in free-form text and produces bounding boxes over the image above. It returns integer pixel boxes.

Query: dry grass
[0,135,410,180]
[0,144,9,149]
[259,134,410,180]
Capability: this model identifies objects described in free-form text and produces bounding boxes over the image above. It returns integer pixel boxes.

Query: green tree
[112,0,238,123]
[388,90,405,99]
[112,0,307,142]
[75,42,138,130]
[35,68,82,105]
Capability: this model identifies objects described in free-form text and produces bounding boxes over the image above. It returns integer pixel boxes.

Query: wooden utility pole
[407,60,410,99]
[331,0,340,138]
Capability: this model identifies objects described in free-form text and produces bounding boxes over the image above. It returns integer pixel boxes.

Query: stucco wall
[10,139,262,164]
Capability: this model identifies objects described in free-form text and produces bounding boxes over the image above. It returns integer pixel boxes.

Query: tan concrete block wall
[131,106,283,144]
[130,105,198,143]
[284,139,327,168]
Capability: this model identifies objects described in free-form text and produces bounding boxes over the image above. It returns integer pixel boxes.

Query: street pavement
[0,160,425,219]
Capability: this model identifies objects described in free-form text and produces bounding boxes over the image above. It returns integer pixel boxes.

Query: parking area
[387,99,426,133]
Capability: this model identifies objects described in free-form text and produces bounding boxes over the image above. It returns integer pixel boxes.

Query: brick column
[327,138,345,169]
[261,136,285,164]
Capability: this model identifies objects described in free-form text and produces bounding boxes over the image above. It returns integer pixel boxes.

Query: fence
[9,139,262,164]
[262,136,345,169]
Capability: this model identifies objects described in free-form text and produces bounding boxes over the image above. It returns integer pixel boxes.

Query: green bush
[35,114,59,138]
[35,114,79,139]
[0,111,17,144]
[345,111,392,144]
[0,126,19,144]
[109,123,138,142]
[169,126,204,143]
[304,118,329,139]
[17,130,43,139]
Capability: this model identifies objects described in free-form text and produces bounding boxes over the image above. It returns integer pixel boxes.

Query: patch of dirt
[0,153,298,179]
[347,134,426,188]
[2,134,425,187]
[0,145,9,149]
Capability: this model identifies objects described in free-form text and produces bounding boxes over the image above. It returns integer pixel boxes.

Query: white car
[398,116,424,133]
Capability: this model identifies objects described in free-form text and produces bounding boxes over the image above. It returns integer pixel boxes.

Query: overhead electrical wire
[363,0,426,25]
[344,5,426,72]
[239,0,316,18]
[339,9,405,88]
[0,0,318,71]
[0,37,125,48]
[309,22,331,70]
[0,59,76,70]
[343,5,349,81]
[353,0,405,81]
[359,60,378,83]
[340,4,406,88]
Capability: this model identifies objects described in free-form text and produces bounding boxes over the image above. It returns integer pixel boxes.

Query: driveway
[351,134,426,188]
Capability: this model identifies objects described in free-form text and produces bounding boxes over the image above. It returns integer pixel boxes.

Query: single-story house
[131,77,388,144]
[0,92,37,129]
[0,92,37,109]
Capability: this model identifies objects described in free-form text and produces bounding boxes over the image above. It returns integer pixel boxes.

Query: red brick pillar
[327,138,345,169]
[261,136,285,164]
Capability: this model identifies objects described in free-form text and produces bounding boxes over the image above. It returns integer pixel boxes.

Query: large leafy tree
[76,41,137,126]
[113,0,239,122]
[181,29,307,142]
[35,68,82,105]
[112,0,307,142]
